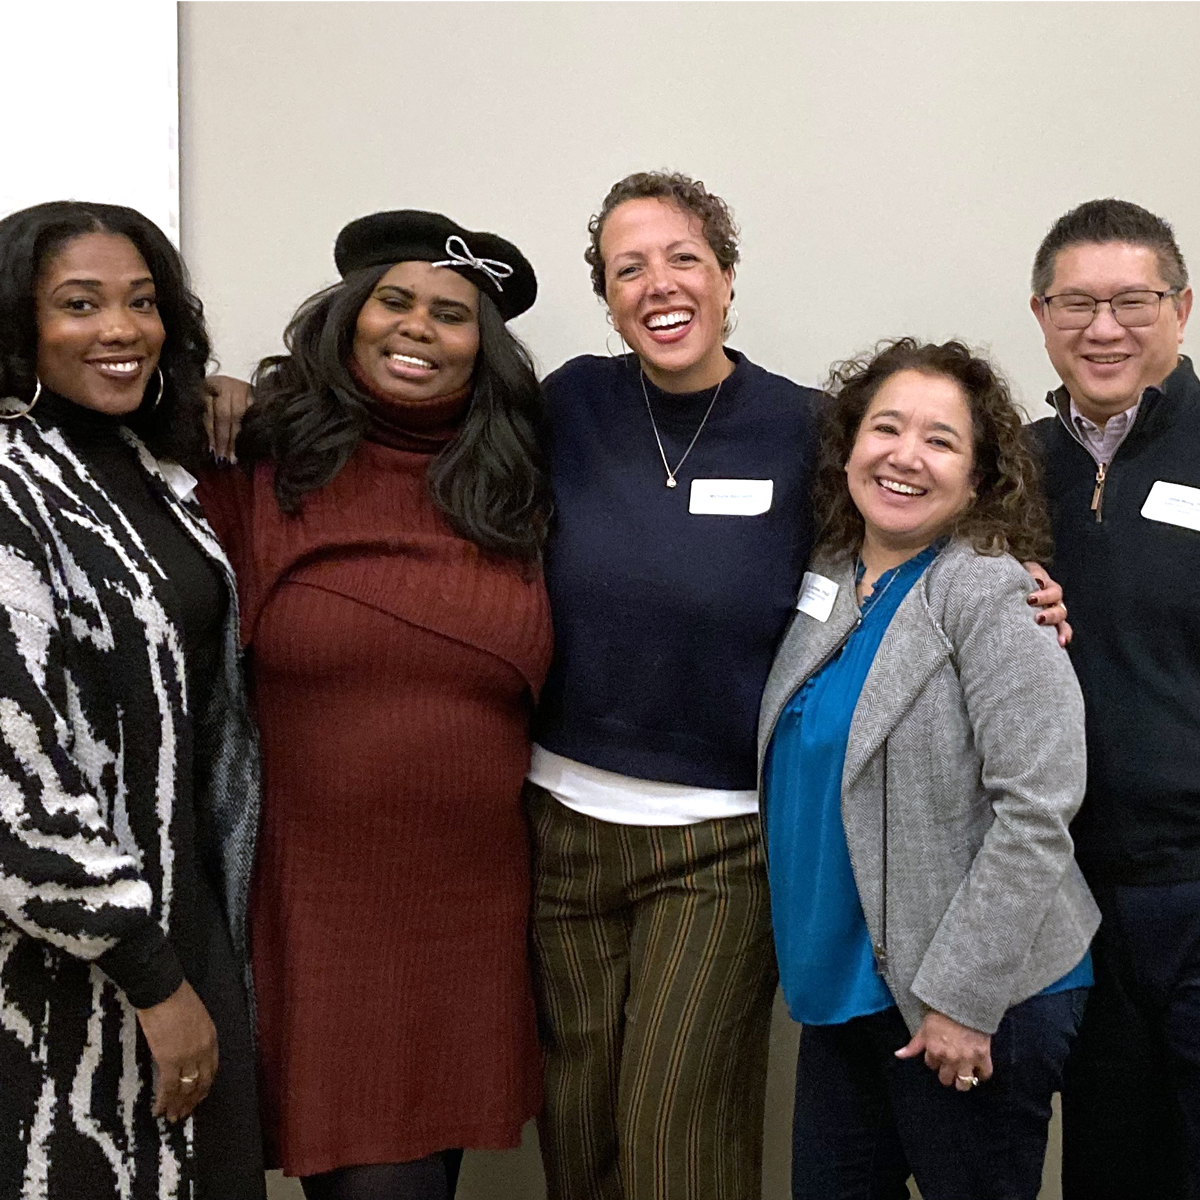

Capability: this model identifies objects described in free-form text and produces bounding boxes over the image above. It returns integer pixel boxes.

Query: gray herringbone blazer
[759,539,1099,1035]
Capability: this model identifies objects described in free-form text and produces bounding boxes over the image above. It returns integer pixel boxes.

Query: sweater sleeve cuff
[96,922,185,1009]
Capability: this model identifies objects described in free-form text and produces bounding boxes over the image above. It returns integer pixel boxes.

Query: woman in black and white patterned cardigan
[0,201,263,1199]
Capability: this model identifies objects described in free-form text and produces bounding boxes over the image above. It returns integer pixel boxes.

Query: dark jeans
[1062,880,1200,1200]
[791,990,1088,1200]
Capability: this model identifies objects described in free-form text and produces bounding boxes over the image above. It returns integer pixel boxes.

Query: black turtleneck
[37,392,226,685]
[35,392,227,974]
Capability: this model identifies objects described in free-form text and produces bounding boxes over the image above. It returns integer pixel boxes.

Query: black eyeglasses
[1040,288,1180,330]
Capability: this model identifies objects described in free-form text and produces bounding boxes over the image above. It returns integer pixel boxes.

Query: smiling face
[600,197,734,393]
[351,260,480,403]
[846,369,978,566]
[34,232,166,416]
[1032,241,1193,425]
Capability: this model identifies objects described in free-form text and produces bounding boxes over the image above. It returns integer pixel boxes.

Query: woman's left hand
[895,1010,993,1091]
[203,375,253,464]
[1023,561,1072,648]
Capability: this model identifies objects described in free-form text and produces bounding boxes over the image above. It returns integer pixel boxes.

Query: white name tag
[688,478,773,516]
[158,460,198,503]
[796,572,839,622]
[1141,480,1200,532]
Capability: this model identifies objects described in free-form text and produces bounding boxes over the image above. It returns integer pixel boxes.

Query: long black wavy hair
[238,264,550,560]
[0,200,210,467]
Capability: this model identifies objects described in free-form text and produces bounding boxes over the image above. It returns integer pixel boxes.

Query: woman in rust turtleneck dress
[196,211,551,1200]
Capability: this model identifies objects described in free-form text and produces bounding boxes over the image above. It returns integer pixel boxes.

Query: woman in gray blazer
[759,339,1099,1200]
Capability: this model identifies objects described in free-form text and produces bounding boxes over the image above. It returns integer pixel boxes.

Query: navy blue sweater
[534,351,821,790]
[1032,356,1200,885]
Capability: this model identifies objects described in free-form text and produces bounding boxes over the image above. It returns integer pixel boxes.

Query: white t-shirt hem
[528,745,759,827]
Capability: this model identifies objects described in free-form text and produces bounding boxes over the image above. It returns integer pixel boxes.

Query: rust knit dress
[196,392,551,1177]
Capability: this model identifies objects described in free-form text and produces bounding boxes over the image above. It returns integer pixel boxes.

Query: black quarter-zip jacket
[1031,356,1200,886]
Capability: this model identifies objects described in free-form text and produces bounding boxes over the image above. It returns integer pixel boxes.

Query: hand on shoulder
[930,543,1068,651]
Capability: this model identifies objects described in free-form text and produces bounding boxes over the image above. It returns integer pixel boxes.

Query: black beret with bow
[334,209,537,321]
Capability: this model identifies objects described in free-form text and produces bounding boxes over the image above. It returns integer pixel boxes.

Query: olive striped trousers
[526,782,778,1200]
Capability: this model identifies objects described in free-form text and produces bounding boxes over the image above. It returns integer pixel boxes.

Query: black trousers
[791,991,1087,1200]
[1062,880,1200,1200]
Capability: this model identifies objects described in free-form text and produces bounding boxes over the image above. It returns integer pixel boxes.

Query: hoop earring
[605,330,629,358]
[0,377,43,422]
[723,304,740,340]
[144,367,164,411]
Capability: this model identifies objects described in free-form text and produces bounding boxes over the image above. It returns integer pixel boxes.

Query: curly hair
[238,266,550,560]
[584,170,740,298]
[0,200,210,468]
[811,338,1052,565]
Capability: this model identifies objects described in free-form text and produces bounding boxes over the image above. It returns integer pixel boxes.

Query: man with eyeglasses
[1029,198,1199,1200]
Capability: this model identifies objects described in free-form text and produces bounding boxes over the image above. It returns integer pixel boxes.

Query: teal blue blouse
[765,546,938,1025]
[765,545,1091,1027]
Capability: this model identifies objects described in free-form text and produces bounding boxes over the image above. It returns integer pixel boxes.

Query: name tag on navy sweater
[688,478,774,516]
[1142,480,1200,532]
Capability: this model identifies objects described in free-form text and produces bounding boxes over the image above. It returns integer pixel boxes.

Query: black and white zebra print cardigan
[0,411,260,1199]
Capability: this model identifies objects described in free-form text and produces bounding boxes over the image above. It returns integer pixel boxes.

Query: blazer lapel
[794,557,863,679]
[842,580,951,787]
[760,556,860,754]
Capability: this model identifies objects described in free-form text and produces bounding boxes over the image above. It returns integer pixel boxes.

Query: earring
[605,329,629,358]
[144,367,164,411]
[0,377,43,421]
[723,304,740,339]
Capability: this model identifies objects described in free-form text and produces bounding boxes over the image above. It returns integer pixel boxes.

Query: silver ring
[178,1072,199,1087]
[956,1073,979,1088]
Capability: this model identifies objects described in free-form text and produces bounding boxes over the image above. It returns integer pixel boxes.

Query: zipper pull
[874,943,888,973]
[1090,462,1108,522]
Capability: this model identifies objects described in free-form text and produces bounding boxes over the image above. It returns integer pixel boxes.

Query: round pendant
[666,477,677,488]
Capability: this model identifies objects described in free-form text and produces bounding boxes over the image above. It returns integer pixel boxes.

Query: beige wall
[180,2,1199,409]
[178,4,1200,1197]
[2,5,178,238]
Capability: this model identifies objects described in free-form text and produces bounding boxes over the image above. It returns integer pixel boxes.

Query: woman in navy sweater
[526,172,1071,1200]
[525,171,821,1200]
[530,169,820,1200]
